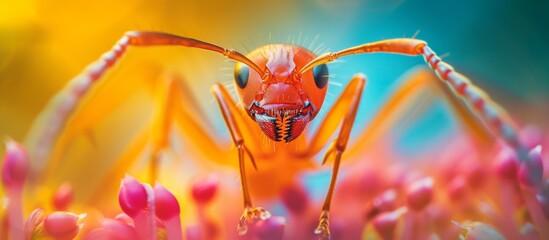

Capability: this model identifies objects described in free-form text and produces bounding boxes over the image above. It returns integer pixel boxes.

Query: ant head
[233,45,329,142]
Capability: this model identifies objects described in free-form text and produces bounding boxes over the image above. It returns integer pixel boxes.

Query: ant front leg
[347,67,494,158]
[211,84,271,236]
[299,74,366,239]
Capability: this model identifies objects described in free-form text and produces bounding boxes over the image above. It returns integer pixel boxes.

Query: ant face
[233,45,329,142]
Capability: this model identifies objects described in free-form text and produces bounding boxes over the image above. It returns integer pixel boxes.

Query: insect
[27,31,535,239]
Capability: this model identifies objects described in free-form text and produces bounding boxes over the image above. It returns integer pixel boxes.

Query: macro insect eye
[234,63,250,89]
[313,64,329,89]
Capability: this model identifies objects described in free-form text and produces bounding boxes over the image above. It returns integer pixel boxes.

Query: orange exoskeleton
[234,44,328,143]
[28,31,539,239]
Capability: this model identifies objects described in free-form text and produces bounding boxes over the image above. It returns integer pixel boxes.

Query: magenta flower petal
[154,183,182,240]
[118,175,148,218]
[253,216,286,240]
[1,140,30,189]
[280,185,309,214]
[406,177,434,211]
[372,208,406,239]
[2,139,30,240]
[373,189,397,212]
[43,211,85,240]
[366,189,397,220]
[494,148,519,180]
[191,175,218,205]
[154,183,180,221]
[114,213,133,225]
[53,183,74,211]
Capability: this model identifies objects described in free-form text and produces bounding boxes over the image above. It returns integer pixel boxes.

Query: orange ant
[29,31,531,239]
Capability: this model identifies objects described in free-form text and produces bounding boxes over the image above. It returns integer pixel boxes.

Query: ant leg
[299,75,365,239]
[149,75,234,183]
[301,38,527,156]
[347,67,494,158]
[88,74,260,204]
[51,72,239,204]
[147,76,177,182]
[26,35,134,177]
[300,75,366,158]
[173,79,264,160]
[27,31,262,178]
[302,38,543,236]
[419,45,526,153]
[211,83,271,236]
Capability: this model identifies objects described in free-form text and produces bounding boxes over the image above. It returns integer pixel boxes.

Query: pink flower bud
[406,177,434,211]
[154,183,180,220]
[2,140,29,240]
[366,189,397,220]
[373,189,397,211]
[118,175,147,218]
[253,216,286,240]
[494,148,518,180]
[191,175,218,205]
[447,176,467,201]
[372,208,406,239]
[1,140,30,189]
[518,146,544,189]
[53,183,74,211]
[113,213,133,225]
[85,219,138,240]
[280,185,309,214]
[43,211,85,240]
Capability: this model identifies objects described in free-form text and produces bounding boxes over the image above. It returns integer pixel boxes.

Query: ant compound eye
[313,64,329,89]
[234,63,249,89]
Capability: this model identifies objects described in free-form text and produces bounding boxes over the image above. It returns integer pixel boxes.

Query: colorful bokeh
[1,0,548,239]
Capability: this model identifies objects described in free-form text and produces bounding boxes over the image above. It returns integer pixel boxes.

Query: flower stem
[7,187,23,240]
[165,216,183,240]
[133,212,154,240]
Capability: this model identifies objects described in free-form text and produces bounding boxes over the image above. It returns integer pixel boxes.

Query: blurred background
[1,0,547,144]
